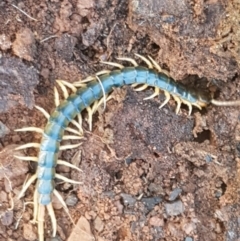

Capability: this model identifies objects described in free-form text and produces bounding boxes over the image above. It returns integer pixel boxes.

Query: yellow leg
[172,95,182,114]
[15,127,43,133]
[70,119,83,135]
[134,84,149,91]
[159,91,171,109]
[47,203,57,237]
[135,54,153,68]
[32,188,38,223]
[95,70,111,76]
[15,143,40,150]
[65,126,82,136]
[56,80,77,93]
[35,105,50,119]
[14,156,38,162]
[53,189,75,225]
[148,56,170,76]
[100,61,124,69]
[56,80,69,99]
[144,87,160,100]
[181,99,193,115]
[38,204,45,241]
[117,57,138,66]
[18,174,37,199]
[59,142,82,151]
[54,86,60,107]
[55,173,82,184]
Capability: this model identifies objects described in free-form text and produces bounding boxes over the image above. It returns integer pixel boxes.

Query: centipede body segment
[15,55,239,241]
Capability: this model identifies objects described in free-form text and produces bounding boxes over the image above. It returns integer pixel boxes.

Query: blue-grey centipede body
[36,66,210,205]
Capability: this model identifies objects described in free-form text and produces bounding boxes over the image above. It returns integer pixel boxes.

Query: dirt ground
[0,0,240,241]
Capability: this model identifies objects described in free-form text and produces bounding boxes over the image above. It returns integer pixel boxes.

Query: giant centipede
[14,55,240,241]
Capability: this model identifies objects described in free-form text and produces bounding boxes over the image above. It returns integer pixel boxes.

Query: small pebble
[65,194,78,206]
[165,200,184,216]
[141,197,162,211]
[94,216,104,232]
[120,193,136,207]
[169,188,182,201]
[0,121,9,138]
[23,223,37,241]
[1,210,13,226]
[185,237,193,241]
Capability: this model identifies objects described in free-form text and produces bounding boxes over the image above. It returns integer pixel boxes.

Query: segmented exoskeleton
[14,55,240,241]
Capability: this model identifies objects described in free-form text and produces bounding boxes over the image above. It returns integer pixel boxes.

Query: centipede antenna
[65,127,82,136]
[144,87,160,100]
[18,174,37,199]
[54,86,60,107]
[14,155,38,162]
[62,135,83,140]
[96,75,107,111]
[55,173,83,184]
[159,91,171,109]
[100,61,124,69]
[135,54,153,69]
[53,189,75,225]
[211,99,240,106]
[134,84,149,91]
[59,142,82,151]
[15,143,41,150]
[117,57,138,67]
[38,204,45,241]
[56,80,69,99]
[172,95,182,114]
[70,119,83,134]
[15,127,43,133]
[95,70,111,76]
[57,80,77,93]
[57,159,83,172]
[46,203,57,237]
[35,105,50,119]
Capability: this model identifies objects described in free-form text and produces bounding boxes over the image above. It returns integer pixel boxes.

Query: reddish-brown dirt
[0,1,240,241]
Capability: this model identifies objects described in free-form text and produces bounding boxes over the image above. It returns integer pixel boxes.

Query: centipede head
[196,93,211,108]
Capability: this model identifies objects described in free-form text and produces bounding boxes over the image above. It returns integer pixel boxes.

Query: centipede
[14,54,240,241]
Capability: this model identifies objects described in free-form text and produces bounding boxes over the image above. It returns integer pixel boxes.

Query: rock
[169,188,182,201]
[55,34,77,62]
[65,194,78,206]
[68,216,94,241]
[0,57,38,112]
[94,216,104,232]
[149,216,164,227]
[23,223,37,241]
[120,193,136,207]
[12,28,36,61]
[141,197,162,211]
[0,34,12,50]
[0,121,9,138]
[165,200,184,216]
[0,210,13,226]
